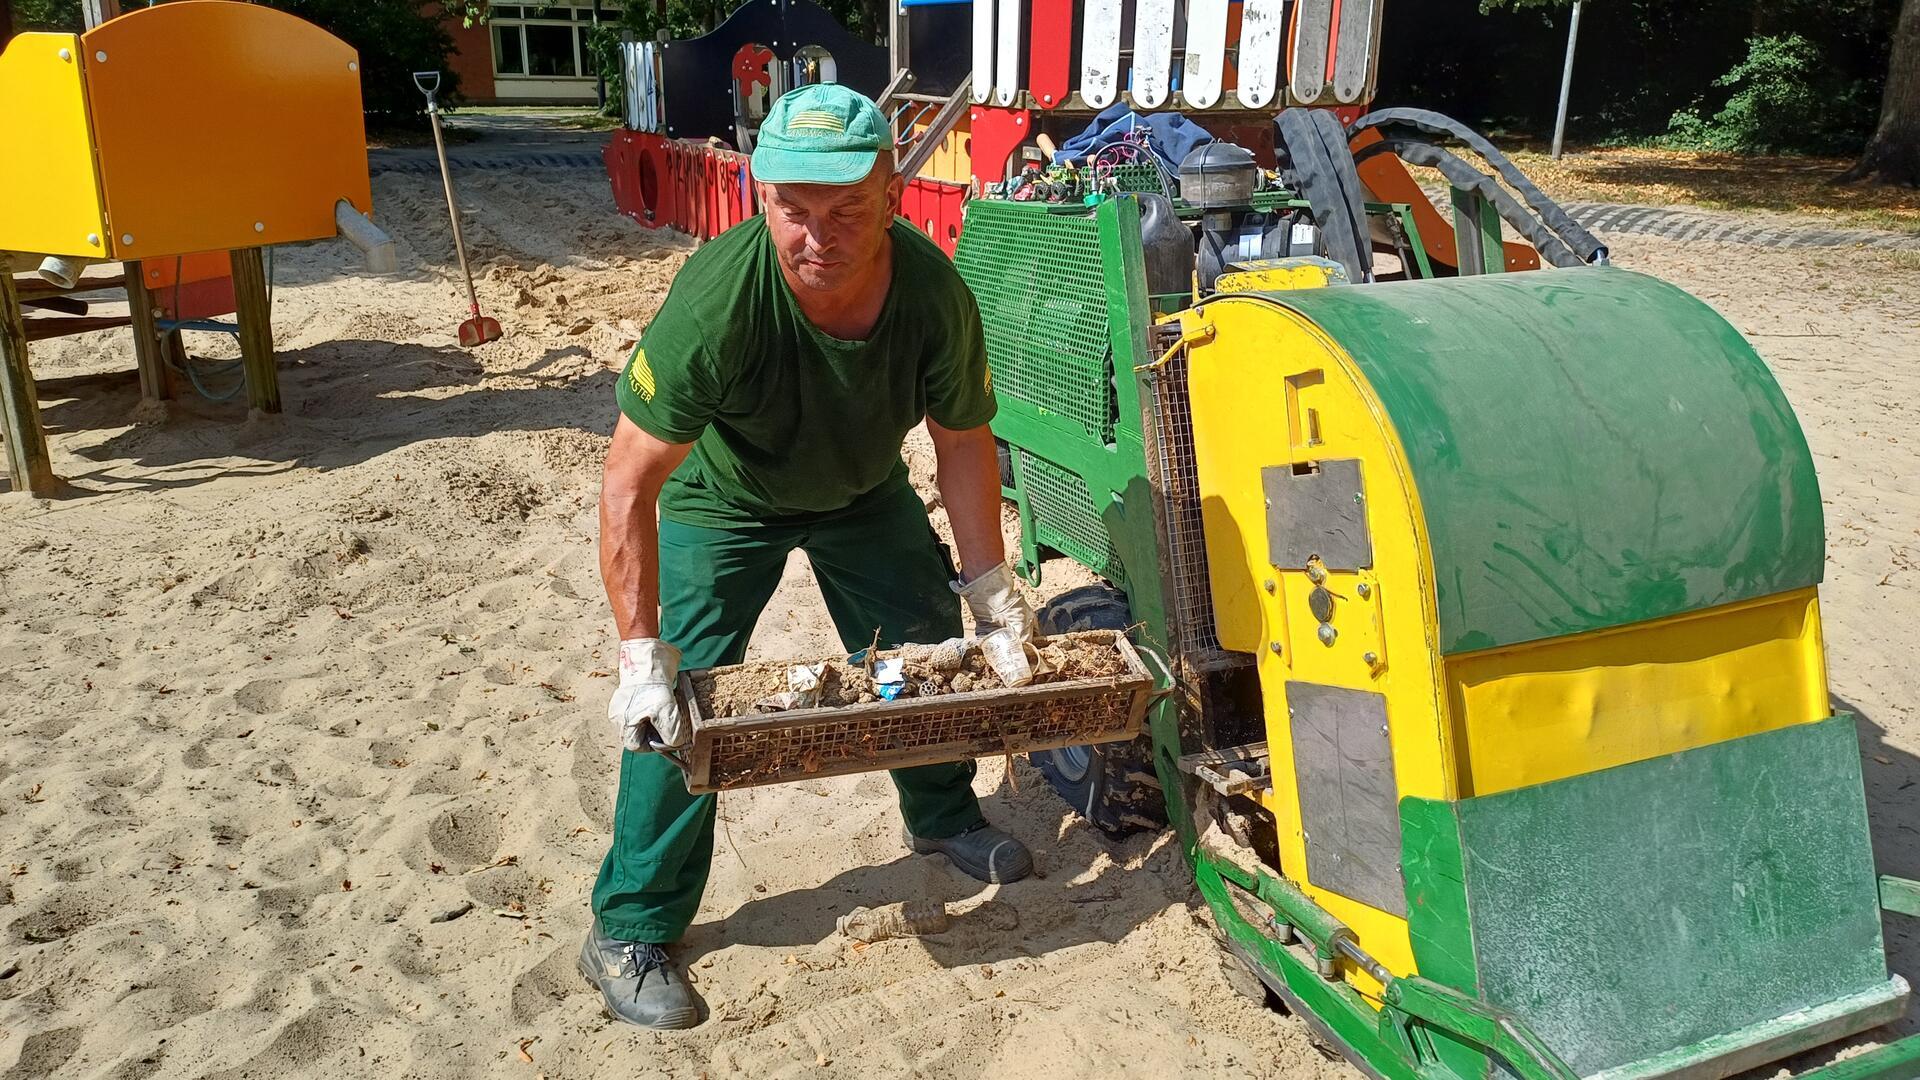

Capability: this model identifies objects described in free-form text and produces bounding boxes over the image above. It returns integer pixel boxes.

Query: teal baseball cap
[751,83,891,185]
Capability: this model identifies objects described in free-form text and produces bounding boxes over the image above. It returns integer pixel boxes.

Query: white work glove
[609,638,686,752]
[952,563,1038,641]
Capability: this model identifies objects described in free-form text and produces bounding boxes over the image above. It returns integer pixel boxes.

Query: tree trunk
[1,0,14,45]
[1838,0,1920,186]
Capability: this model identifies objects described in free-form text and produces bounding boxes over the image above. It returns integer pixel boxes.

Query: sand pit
[2,157,1917,1078]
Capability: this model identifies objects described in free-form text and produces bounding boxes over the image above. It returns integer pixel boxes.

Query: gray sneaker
[577,918,703,1030]
[906,821,1034,883]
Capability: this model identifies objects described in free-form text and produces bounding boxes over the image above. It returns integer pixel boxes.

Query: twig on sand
[431,901,475,924]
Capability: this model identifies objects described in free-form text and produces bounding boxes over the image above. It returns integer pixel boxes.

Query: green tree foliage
[10,0,457,128]
[1387,0,1897,154]
[273,1,461,126]
[580,0,880,117]
[1663,33,1879,153]
[14,0,80,29]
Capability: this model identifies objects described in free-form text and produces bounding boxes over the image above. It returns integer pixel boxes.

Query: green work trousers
[590,481,984,943]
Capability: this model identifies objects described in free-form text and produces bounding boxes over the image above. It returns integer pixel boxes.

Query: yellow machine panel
[1179,282,1842,1009]
[1213,258,1349,293]
[81,1,373,259]
[0,33,110,259]
[1184,296,1450,998]
[1446,588,1829,796]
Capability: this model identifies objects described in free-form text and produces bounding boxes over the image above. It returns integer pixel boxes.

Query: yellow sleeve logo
[627,348,657,402]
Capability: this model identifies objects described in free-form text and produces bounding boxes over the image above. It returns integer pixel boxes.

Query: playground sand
[1,164,1917,1079]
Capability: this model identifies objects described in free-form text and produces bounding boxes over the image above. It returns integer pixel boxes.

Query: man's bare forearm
[929,420,1006,580]
[600,484,663,640]
[599,416,695,642]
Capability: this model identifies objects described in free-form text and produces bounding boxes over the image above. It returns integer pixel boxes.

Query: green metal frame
[954,193,1920,1080]
[1449,186,1506,275]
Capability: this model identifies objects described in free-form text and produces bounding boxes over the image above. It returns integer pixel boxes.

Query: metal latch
[1138,314,1215,373]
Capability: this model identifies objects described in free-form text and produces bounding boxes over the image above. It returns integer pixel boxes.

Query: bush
[8,0,457,129]
[13,0,81,29]
[1661,33,1880,154]
[268,0,461,128]
[585,4,714,119]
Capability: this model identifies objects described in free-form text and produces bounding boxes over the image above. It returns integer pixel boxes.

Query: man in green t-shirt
[580,84,1038,1030]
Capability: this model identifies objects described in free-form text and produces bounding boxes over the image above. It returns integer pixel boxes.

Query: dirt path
[1,160,1916,1079]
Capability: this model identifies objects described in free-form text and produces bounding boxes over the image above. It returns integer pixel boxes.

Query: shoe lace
[620,941,672,995]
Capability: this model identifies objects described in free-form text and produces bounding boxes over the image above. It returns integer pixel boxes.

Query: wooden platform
[1,251,277,497]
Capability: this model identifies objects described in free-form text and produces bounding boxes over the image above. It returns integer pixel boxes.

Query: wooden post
[79,0,120,29]
[124,261,172,415]
[0,268,58,495]
[230,247,279,414]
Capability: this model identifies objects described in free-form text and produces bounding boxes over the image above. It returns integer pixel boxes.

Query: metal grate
[1020,449,1123,580]
[1251,190,1304,213]
[1147,349,1242,669]
[1104,161,1177,198]
[953,203,1117,442]
[674,632,1152,792]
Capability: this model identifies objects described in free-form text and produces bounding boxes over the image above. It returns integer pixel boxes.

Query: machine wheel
[1029,586,1170,838]
[996,439,1015,492]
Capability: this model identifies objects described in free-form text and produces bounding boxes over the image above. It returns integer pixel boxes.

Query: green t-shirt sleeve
[615,300,724,445]
[923,286,998,430]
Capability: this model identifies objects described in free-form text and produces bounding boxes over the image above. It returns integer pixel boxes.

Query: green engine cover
[1403,716,1891,1077]
[1258,267,1825,654]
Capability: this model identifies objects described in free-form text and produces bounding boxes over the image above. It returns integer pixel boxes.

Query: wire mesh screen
[1019,449,1122,580]
[1148,349,1242,669]
[952,203,1117,443]
[1104,161,1176,198]
[676,632,1152,792]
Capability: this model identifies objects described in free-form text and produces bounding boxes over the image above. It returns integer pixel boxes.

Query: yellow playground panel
[1,0,387,497]
[0,0,372,262]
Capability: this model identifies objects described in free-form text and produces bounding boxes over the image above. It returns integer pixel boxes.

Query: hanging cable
[1347,107,1609,265]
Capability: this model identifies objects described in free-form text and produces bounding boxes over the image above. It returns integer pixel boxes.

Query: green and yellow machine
[954,128,1920,1078]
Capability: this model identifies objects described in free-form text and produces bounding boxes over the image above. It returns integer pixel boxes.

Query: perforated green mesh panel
[1251,190,1302,213]
[1104,162,1174,197]
[1019,449,1121,579]
[952,203,1117,443]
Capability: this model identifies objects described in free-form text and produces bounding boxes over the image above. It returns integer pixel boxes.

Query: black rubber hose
[1348,106,1609,265]
[1276,108,1375,282]
[1354,137,1583,268]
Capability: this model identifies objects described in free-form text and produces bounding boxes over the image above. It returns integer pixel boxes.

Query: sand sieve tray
[661,630,1154,793]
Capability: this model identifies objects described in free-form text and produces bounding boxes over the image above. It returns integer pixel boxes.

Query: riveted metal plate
[1287,680,1404,916]
[1262,458,1371,571]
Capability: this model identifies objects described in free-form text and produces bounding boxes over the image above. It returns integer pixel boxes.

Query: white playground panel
[1181,0,1231,107]
[1131,0,1178,107]
[1080,0,1124,108]
[976,0,1379,112]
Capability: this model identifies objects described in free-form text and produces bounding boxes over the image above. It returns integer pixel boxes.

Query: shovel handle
[413,70,442,109]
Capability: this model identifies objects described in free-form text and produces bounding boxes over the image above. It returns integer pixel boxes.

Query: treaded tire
[1030,585,1169,838]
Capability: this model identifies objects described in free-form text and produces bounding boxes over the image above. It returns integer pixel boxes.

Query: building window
[490,1,619,80]
[492,23,525,76]
[525,23,578,76]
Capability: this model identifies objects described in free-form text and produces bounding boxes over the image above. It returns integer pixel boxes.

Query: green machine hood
[1260,267,1825,654]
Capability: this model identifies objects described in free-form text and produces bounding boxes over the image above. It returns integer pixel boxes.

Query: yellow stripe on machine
[1445,587,1828,796]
